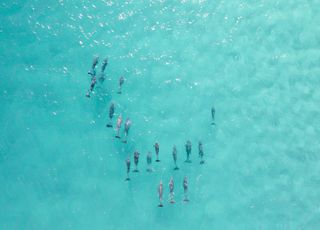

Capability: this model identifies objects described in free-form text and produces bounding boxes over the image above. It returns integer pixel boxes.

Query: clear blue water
[1,0,320,229]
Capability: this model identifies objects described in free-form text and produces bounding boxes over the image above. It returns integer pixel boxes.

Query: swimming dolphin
[106,102,115,128]
[154,142,160,162]
[125,156,131,181]
[115,114,122,138]
[86,75,97,98]
[88,56,99,77]
[101,58,108,72]
[199,141,204,164]
[172,145,179,170]
[133,151,140,172]
[183,176,189,202]
[169,177,175,204]
[146,151,153,172]
[158,180,163,207]
[117,76,124,94]
[122,118,131,143]
[99,58,108,81]
[185,140,192,163]
[211,106,216,125]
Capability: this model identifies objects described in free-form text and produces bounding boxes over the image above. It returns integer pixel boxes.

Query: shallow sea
[1,0,320,229]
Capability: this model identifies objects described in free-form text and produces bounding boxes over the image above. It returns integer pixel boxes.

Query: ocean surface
[1,0,320,229]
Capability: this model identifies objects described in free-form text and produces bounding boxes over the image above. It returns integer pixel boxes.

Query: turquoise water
[1,0,320,229]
